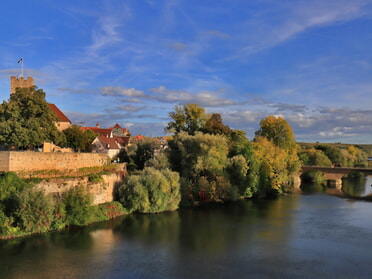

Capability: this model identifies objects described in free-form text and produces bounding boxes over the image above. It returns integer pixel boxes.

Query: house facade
[83,123,131,158]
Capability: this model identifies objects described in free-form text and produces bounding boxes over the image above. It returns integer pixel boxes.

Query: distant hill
[297,142,372,156]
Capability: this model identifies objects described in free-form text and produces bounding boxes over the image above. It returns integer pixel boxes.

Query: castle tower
[10,76,34,94]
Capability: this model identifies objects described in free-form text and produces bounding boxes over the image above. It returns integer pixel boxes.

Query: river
[1,177,372,279]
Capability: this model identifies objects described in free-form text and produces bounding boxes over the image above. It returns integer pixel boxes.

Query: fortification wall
[10,76,34,94]
[0,152,10,172]
[0,151,109,173]
[0,151,127,205]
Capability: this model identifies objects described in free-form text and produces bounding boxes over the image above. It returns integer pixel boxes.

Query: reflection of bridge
[301,166,372,189]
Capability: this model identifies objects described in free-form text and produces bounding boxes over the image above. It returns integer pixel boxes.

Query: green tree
[225,155,250,198]
[119,167,181,213]
[62,186,93,226]
[63,125,97,151]
[0,87,65,149]
[169,132,229,179]
[168,132,235,202]
[118,137,161,171]
[315,144,346,166]
[0,172,30,217]
[166,103,208,135]
[145,152,170,170]
[14,188,54,233]
[298,148,332,166]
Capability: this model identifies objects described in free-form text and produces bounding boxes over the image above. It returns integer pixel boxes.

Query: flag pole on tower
[17,58,24,77]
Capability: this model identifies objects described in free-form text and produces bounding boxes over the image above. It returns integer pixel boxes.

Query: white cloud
[100,86,145,98]
[232,0,371,58]
[149,86,236,106]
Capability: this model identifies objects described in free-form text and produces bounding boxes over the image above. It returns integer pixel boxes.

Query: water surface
[1,189,372,278]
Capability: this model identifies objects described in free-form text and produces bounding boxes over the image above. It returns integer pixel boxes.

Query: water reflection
[342,173,372,197]
[1,191,372,278]
[300,182,326,194]
[0,198,301,279]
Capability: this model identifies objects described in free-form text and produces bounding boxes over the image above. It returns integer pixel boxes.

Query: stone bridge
[301,166,372,189]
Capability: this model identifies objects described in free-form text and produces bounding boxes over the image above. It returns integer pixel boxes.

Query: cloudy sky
[1,0,372,143]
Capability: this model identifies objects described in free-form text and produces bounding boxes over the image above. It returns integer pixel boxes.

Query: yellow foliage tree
[253,137,290,193]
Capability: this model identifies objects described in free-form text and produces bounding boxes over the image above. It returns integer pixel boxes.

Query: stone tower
[10,76,34,94]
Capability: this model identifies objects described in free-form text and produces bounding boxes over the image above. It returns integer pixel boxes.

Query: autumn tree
[255,116,296,150]
[166,103,208,135]
[346,145,367,167]
[253,137,291,196]
[0,86,65,149]
[254,116,301,195]
[202,113,232,136]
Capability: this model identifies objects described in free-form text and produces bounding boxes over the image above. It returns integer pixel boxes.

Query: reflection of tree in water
[300,182,327,194]
[114,211,181,245]
[114,198,299,256]
[342,172,366,197]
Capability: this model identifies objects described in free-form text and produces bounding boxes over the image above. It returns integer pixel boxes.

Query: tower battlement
[10,76,34,94]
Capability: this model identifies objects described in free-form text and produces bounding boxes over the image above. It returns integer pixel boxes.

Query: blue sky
[1,0,372,143]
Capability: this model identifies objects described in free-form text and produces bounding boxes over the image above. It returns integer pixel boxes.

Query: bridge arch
[300,166,372,189]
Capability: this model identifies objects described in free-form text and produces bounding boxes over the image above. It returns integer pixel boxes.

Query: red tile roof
[80,123,130,137]
[81,127,111,137]
[96,135,130,149]
[48,104,71,123]
[110,123,129,134]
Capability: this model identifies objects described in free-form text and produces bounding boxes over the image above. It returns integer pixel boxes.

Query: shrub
[0,209,18,237]
[62,186,93,226]
[88,174,103,182]
[14,188,54,233]
[119,167,181,213]
[95,201,128,221]
[0,172,29,202]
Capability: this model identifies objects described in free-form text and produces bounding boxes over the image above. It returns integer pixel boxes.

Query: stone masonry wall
[35,172,124,205]
[0,151,109,173]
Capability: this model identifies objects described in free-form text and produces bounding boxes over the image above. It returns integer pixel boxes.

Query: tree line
[0,89,368,237]
[117,103,302,211]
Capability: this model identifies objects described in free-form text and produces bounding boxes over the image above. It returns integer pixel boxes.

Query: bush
[0,172,30,202]
[14,188,54,233]
[0,209,18,237]
[91,202,128,221]
[119,167,181,213]
[62,186,93,226]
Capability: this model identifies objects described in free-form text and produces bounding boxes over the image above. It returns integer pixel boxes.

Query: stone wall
[0,151,127,205]
[0,151,109,173]
[35,172,124,205]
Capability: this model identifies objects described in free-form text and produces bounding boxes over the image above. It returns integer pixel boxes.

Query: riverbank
[0,166,127,240]
[0,201,128,240]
